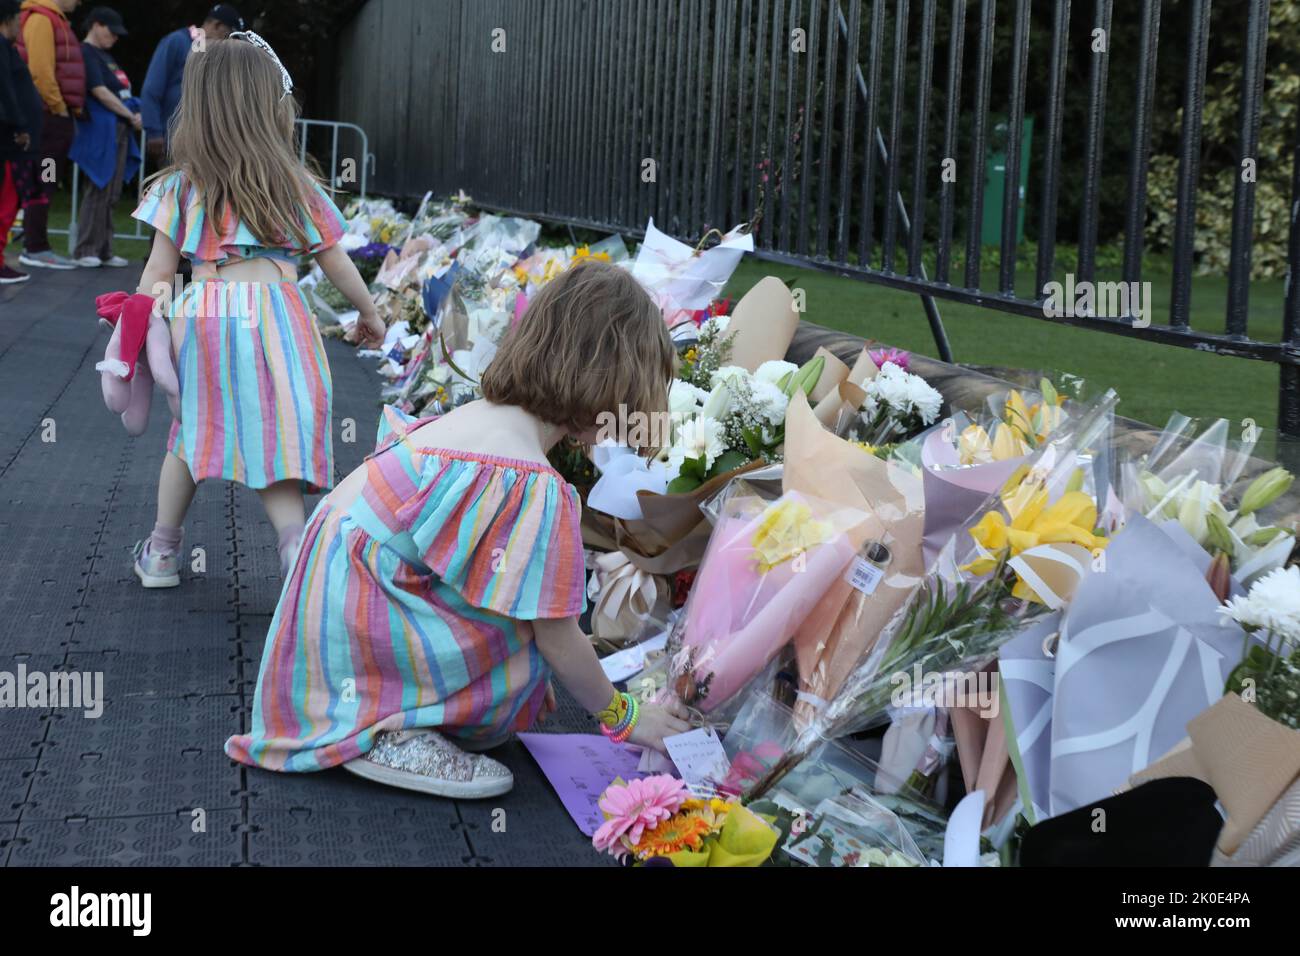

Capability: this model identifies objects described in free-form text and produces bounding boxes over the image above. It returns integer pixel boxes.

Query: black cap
[87,6,128,36]
[207,3,245,31]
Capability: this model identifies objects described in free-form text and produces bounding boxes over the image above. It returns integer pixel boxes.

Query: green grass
[721,255,1286,442]
[3,188,152,265]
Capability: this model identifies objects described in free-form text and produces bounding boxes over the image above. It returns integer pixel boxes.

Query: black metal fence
[328,0,1300,435]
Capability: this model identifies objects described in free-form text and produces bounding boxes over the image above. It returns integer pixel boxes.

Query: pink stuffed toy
[95,292,180,436]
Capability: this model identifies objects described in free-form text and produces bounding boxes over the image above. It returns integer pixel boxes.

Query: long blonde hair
[154,38,319,248]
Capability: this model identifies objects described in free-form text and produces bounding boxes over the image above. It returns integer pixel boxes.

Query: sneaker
[132,539,181,589]
[104,256,130,268]
[76,256,103,268]
[19,251,78,270]
[0,266,30,284]
[343,729,514,798]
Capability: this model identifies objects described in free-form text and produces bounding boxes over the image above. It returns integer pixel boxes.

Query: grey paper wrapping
[1048,516,1245,816]
[997,612,1062,824]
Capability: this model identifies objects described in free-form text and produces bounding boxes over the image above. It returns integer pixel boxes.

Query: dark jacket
[0,33,44,162]
[140,27,194,142]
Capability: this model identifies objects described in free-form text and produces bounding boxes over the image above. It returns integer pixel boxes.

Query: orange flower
[631,809,716,858]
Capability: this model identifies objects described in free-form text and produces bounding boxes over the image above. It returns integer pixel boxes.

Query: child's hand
[626,700,692,754]
[345,310,385,349]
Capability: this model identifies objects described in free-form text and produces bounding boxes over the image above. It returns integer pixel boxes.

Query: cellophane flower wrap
[745,390,1120,800]
[905,379,1074,567]
[665,481,867,715]
[1118,414,1295,587]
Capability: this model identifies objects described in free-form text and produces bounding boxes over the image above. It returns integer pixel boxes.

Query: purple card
[519,733,648,836]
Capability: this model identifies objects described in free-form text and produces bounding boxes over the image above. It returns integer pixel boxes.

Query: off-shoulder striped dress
[225,407,588,771]
[132,171,346,492]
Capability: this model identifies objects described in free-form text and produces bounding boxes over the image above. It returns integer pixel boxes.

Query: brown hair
[480,260,674,443]
[152,37,319,249]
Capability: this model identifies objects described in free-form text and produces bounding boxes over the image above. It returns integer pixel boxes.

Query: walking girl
[128,33,383,588]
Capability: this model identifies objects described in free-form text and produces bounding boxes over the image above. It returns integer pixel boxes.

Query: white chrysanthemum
[705,314,731,335]
[1220,565,1300,642]
[668,416,726,472]
[754,360,798,387]
[903,371,943,425]
[865,362,942,425]
[749,379,790,426]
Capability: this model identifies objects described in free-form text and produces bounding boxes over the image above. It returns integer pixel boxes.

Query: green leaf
[708,449,750,478]
[667,474,703,494]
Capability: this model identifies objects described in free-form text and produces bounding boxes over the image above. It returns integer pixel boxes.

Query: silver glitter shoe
[342,729,514,798]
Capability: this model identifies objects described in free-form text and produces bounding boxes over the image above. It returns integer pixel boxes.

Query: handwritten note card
[663,727,732,791]
[519,733,647,837]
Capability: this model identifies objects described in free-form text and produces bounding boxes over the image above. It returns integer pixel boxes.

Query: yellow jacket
[21,0,74,117]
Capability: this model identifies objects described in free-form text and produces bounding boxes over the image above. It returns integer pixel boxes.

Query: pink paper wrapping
[676,492,861,712]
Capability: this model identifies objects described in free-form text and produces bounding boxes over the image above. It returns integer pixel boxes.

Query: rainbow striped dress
[132,172,346,492]
[225,407,588,771]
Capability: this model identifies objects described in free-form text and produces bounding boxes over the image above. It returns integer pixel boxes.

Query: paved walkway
[0,265,608,866]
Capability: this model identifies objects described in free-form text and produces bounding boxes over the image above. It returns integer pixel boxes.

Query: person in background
[139,3,243,166]
[69,6,139,267]
[0,0,42,284]
[15,0,83,270]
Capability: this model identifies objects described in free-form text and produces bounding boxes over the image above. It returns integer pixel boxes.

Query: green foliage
[1145,1,1300,279]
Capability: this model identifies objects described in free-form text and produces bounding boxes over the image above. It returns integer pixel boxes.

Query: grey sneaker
[19,251,78,270]
[104,256,130,268]
[76,255,103,268]
[132,539,181,589]
[343,729,514,798]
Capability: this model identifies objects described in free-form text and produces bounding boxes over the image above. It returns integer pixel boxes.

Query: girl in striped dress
[128,34,384,588]
[226,262,691,797]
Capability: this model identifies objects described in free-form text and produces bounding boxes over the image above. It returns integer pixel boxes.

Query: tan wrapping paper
[725,276,800,372]
[781,392,927,728]
[808,347,850,402]
[580,459,772,574]
[1128,694,1300,858]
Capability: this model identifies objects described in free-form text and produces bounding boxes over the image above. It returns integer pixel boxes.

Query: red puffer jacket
[16,3,86,114]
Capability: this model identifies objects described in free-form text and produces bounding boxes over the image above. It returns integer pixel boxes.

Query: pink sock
[149,523,184,557]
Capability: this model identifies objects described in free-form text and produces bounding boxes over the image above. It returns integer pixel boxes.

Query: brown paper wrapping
[949,672,1020,829]
[1129,694,1300,857]
[781,392,926,727]
[808,347,850,402]
[813,380,867,431]
[579,459,772,574]
[726,276,800,372]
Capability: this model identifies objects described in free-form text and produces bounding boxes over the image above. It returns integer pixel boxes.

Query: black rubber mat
[7,809,243,867]
[0,760,36,825]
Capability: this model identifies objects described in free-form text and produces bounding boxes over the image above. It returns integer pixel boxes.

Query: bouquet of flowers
[1223,565,1300,730]
[592,775,779,866]
[744,390,1120,801]
[1120,416,1295,586]
[666,485,866,714]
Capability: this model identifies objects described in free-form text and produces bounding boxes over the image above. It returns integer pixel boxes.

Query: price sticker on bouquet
[663,727,732,792]
[845,555,886,596]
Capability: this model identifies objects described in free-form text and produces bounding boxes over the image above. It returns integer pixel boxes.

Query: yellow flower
[1002,390,1064,446]
[962,473,1108,601]
[751,500,833,573]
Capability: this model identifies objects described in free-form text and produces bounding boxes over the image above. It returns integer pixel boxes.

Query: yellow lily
[963,478,1108,599]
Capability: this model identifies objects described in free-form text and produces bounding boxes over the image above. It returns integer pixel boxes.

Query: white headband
[230,31,293,100]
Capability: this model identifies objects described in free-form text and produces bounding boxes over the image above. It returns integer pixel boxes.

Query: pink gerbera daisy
[592,775,689,858]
